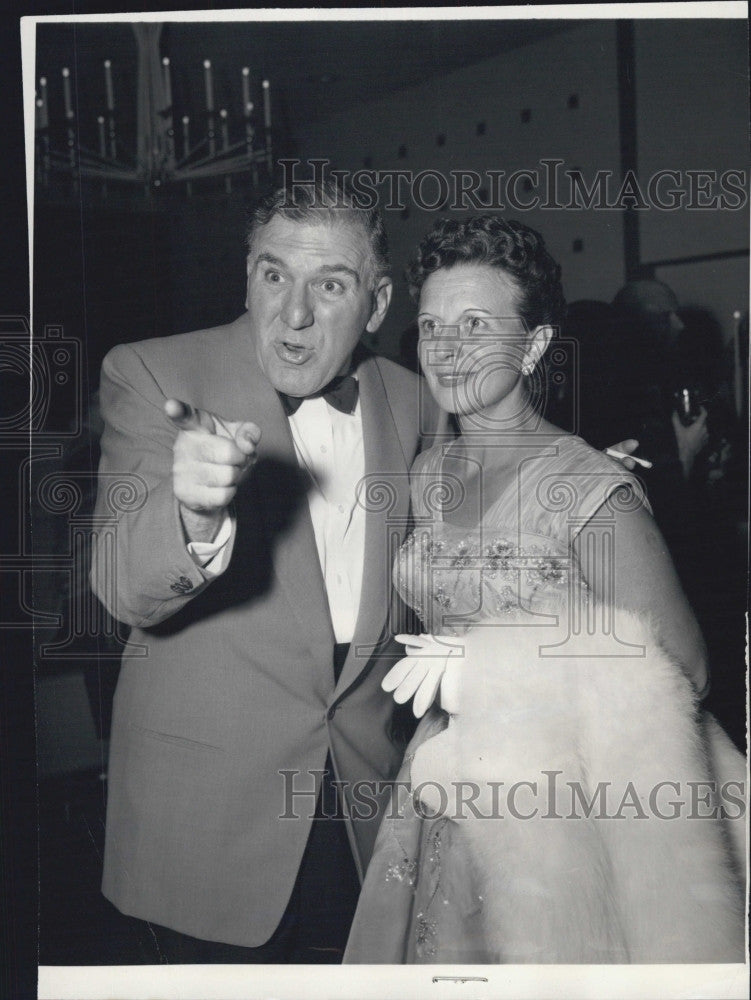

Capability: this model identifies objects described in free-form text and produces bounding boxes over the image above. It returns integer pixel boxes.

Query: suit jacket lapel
[335,355,411,695]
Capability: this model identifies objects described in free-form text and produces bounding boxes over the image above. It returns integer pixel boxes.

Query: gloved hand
[382,633,465,717]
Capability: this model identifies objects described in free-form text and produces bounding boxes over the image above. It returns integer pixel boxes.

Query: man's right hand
[165,398,261,543]
[672,407,709,480]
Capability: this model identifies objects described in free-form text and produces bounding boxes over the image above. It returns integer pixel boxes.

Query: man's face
[246,215,392,397]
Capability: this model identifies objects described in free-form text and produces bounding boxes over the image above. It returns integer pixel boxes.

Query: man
[608,280,711,581]
[611,280,710,485]
[90,177,435,963]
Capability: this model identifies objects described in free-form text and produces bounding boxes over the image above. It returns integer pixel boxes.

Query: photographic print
[2,4,748,998]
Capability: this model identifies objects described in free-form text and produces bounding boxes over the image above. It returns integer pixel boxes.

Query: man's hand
[165,398,261,543]
[672,407,709,479]
[604,438,652,471]
[382,634,464,717]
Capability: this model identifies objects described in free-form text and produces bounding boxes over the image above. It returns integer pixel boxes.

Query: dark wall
[34,192,249,390]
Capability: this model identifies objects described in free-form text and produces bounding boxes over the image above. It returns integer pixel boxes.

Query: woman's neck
[454,396,565,469]
[456,383,539,442]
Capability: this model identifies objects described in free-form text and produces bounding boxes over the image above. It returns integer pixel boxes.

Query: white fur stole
[410,609,747,964]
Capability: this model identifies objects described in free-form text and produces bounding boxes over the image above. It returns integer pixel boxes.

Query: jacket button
[170,576,193,595]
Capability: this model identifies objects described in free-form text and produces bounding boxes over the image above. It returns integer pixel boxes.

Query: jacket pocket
[128,723,225,753]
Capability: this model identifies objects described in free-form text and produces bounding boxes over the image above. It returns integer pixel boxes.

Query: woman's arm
[571,491,709,696]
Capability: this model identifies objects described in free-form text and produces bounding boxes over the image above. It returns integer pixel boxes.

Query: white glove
[382,633,464,717]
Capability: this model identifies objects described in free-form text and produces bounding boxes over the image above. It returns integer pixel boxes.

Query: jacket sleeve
[90,342,222,628]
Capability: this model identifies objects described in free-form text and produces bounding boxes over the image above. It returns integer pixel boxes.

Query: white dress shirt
[188,391,365,644]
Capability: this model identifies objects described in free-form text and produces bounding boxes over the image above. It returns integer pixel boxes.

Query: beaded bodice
[395,521,572,635]
[395,435,647,635]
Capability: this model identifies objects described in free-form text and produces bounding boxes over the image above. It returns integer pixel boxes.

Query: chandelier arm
[173,155,263,181]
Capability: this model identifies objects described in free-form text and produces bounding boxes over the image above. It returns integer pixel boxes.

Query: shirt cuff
[187,513,236,577]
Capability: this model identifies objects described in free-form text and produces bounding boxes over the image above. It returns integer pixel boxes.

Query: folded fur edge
[438,602,746,807]
[440,604,699,715]
[416,605,747,962]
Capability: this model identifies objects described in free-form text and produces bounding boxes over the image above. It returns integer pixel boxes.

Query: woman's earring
[521,359,535,376]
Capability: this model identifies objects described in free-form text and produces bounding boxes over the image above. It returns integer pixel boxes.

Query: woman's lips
[275,341,314,366]
[435,372,470,387]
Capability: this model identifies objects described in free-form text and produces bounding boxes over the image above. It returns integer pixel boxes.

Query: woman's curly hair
[406,215,566,331]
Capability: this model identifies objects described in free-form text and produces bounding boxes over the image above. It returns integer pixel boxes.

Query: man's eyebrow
[253,253,361,285]
[254,252,285,269]
[316,263,361,285]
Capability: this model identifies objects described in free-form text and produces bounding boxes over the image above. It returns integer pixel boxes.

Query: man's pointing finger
[164,398,215,433]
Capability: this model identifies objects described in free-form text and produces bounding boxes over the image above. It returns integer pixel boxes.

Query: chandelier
[34,23,273,199]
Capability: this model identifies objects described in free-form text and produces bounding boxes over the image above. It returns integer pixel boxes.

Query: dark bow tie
[280,374,359,416]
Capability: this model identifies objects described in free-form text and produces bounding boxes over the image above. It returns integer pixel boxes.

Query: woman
[344,216,745,964]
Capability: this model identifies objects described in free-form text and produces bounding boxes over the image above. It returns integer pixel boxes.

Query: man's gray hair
[245,174,390,284]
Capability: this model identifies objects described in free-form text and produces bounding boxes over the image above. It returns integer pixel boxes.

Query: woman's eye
[420,320,436,335]
[468,316,482,330]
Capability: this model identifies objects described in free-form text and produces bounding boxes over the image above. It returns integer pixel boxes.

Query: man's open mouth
[275,341,314,365]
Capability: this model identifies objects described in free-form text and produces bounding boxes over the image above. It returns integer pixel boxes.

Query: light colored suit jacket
[91,313,434,947]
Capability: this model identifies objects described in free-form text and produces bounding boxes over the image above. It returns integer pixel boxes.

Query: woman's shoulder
[544,431,614,471]
[520,432,650,534]
[535,432,643,484]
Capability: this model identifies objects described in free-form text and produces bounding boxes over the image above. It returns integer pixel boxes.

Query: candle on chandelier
[104,59,114,112]
[38,77,49,129]
[62,67,73,119]
[162,57,172,109]
[97,115,106,157]
[204,59,214,112]
[244,102,255,158]
[262,79,271,131]
[242,67,250,114]
[182,115,190,157]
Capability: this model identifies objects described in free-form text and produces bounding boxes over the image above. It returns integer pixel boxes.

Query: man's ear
[366,277,393,334]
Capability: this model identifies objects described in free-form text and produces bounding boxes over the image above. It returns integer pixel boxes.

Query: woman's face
[417,263,534,419]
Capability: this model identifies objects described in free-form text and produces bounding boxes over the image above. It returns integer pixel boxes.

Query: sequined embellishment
[385,857,418,887]
[451,540,472,568]
[415,912,437,958]
[434,587,452,609]
[427,825,443,873]
[483,537,514,572]
[525,556,568,586]
[493,585,517,615]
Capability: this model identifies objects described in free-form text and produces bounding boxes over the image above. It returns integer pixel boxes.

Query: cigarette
[606,448,653,469]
